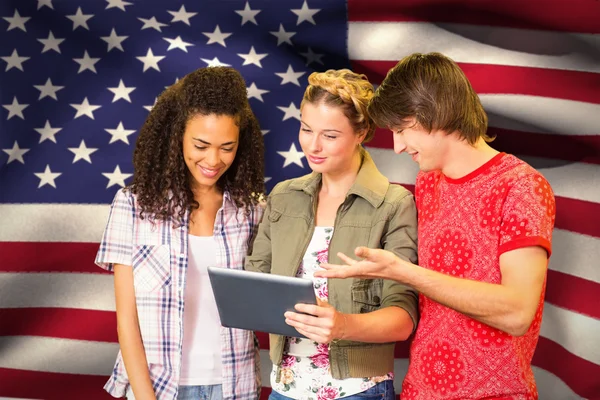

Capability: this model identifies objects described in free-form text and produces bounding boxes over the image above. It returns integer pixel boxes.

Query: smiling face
[298,101,365,175]
[391,118,450,172]
[182,113,240,193]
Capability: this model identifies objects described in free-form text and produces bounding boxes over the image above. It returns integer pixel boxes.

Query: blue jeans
[177,384,223,400]
[269,379,395,400]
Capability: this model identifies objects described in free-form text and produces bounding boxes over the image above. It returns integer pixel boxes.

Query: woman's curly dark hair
[129,67,265,226]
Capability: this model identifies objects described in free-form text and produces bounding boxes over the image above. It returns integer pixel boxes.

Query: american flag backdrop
[0,0,598,399]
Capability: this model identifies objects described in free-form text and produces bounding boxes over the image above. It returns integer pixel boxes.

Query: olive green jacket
[245,149,418,380]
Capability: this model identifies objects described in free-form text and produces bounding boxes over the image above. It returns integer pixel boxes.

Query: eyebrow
[300,120,342,133]
[193,138,237,146]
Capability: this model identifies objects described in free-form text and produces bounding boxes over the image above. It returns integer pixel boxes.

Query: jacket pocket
[132,244,172,293]
[268,209,282,223]
[351,280,382,313]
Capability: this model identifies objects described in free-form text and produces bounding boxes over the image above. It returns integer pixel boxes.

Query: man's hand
[284,299,346,344]
[314,246,405,281]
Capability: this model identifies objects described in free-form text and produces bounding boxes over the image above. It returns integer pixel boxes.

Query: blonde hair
[301,69,376,142]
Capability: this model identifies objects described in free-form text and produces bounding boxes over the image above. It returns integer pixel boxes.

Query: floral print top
[270,227,393,400]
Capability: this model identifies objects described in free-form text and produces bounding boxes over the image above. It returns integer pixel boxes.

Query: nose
[308,133,322,153]
[393,135,407,154]
[204,148,220,167]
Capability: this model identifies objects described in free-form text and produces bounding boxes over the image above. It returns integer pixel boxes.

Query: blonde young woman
[246,70,419,400]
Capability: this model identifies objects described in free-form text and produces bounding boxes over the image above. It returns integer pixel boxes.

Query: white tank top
[179,235,222,385]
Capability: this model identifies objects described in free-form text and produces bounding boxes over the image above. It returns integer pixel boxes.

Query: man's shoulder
[495,154,551,189]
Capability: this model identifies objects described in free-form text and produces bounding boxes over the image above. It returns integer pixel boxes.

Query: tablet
[207,267,317,338]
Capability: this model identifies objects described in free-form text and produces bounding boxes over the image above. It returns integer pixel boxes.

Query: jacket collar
[287,147,389,208]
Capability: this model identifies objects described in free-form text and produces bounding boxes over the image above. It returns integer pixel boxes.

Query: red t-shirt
[401,153,556,400]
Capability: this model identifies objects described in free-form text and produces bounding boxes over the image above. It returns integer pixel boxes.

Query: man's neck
[441,138,500,180]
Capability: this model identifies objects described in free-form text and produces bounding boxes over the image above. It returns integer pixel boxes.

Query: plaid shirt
[95,188,264,400]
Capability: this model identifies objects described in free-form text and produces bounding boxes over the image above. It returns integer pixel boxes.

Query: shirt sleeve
[95,188,135,271]
[498,171,556,257]
[381,190,420,331]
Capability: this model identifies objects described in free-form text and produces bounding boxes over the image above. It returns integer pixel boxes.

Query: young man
[315,53,556,399]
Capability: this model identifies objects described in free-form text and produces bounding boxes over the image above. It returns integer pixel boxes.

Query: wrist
[332,313,347,343]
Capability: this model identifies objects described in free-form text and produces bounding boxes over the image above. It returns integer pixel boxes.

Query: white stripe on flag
[480,95,599,136]
[0,336,118,375]
[549,229,600,284]
[0,204,109,243]
[541,303,600,365]
[0,273,115,311]
[348,22,600,73]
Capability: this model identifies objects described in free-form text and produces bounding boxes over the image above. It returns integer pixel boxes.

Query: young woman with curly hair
[95,67,265,400]
[246,69,418,400]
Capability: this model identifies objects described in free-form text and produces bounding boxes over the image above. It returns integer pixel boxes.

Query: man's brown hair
[368,52,493,144]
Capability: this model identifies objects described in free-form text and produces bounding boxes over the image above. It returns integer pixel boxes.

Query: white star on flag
[68,140,98,164]
[38,31,64,53]
[73,51,100,74]
[66,7,94,30]
[201,57,230,67]
[102,165,132,188]
[168,5,197,25]
[1,49,30,72]
[238,46,268,68]
[277,102,301,121]
[138,16,167,32]
[101,28,128,52]
[70,98,101,119]
[137,48,165,72]
[106,122,136,144]
[275,65,305,86]
[247,83,269,102]
[291,1,320,25]
[270,24,296,46]
[3,10,30,32]
[3,97,28,120]
[34,79,64,101]
[235,2,261,26]
[108,80,136,103]
[35,120,62,143]
[277,143,306,168]
[203,26,232,47]
[143,98,158,112]
[261,130,270,136]
[105,0,133,11]
[37,0,54,10]
[300,47,324,66]
[2,141,29,164]
[164,36,194,52]
[34,165,61,188]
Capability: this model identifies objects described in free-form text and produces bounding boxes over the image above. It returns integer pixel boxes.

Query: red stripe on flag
[0,242,109,273]
[0,368,113,400]
[352,61,600,104]
[545,270,600,319]
[347,0,600,34]
[0,308,118,342]
[554,197,600,238]
[533,337,600,399]
[489,127,600,166]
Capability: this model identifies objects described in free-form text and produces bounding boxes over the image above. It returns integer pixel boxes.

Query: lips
[198,165,220,178]
[307,155,326,164]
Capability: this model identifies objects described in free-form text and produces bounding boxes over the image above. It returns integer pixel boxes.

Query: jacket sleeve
[380,192,420,331]
[244,193,274,274]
